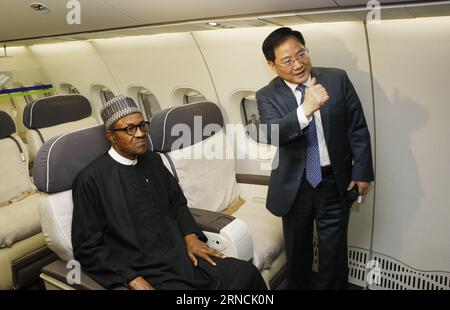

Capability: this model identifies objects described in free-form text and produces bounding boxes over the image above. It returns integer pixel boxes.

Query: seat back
[0,98,18,134]
[149,101,240,213]
[0,96,29,141]
[0,111,41,248]
[23,95,98,160]
[0,111,32,203]
[33,125,110,261]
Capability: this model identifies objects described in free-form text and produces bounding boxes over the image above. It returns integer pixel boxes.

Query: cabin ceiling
[1,0,450,45]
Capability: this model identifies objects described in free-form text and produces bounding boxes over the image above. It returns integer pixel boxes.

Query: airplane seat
[33,124,257,290]
[23,94,98,163]
[148,101,286,289]
[0,111,55,290]
[33,124,115,289]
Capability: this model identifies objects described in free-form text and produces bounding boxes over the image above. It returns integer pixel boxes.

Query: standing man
[256,27,374,289]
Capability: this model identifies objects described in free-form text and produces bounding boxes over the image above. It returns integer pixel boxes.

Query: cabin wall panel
[0,46,49,87]
[29,41,120,121]
[368,17,450,271]
[90,33,217,110]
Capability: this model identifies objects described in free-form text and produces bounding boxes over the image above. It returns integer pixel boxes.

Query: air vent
[30,3,50,14]
[370,254,450,290]
[312,238,450,290]
[348,247,370,287]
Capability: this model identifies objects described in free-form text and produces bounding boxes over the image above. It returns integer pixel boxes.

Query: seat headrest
[0,111,16,138]
[149,101,224,152]
[23,94,92,129]
[33,125,110,193]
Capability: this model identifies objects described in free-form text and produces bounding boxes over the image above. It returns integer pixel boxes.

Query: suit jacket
[256,67,374,217]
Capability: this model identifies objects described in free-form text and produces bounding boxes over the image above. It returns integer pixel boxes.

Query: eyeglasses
[276,49,310,68]
[112,121,150,136]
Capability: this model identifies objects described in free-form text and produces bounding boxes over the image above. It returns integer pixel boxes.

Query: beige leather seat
[23,94,97,162]
[0,111,54,290]
[148,101,286,289]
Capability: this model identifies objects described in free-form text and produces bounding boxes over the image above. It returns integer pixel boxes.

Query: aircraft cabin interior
[0,0,449,293]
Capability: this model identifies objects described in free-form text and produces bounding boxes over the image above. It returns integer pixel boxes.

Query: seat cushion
[233,183,284,271]
[164,129,240,213]
[38,191,74,262]
[0,194,41,248]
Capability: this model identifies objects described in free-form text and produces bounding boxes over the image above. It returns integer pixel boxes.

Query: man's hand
[303,77,330,118]
[128,276,155,290]
[184,233,225,267]
[347,181,370,196]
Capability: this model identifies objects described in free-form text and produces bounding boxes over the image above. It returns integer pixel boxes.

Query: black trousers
[152,257,268,290]
[282,172,350,290]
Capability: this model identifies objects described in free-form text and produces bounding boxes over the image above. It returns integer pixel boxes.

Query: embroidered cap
[100,95,141,129]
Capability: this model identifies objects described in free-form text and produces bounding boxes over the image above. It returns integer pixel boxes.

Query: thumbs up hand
[302,77,329,118]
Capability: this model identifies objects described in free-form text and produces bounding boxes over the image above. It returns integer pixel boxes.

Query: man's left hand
[184,233,225,267]
[347,181,370,196]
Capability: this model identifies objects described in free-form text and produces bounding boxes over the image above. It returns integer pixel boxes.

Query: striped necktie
[297,84,322,188]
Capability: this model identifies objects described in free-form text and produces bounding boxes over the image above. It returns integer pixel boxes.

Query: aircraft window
[241,95,263,143]
[183,91,206,105]
[138,90,161,120]
[61,83,80,94]
[100,88,115,105]
[69,86,80,94]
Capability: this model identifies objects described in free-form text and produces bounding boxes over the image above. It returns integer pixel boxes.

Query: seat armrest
[41,260,127,290]
[12,246,57,289]
[236,174,269,186]
[190,208,253,261]
[190,208,235,233]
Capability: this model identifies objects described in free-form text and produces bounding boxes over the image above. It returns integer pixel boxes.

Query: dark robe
[71,151,267,290]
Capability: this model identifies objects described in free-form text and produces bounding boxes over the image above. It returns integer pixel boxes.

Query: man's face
[107,113,148,159]
[269,36,312,85]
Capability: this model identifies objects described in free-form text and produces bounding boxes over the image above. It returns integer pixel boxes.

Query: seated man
[71,95,267,290]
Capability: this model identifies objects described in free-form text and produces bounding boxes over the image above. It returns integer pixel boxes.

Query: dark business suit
[256,67,374,289]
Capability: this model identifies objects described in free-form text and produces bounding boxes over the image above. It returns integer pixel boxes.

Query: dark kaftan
[71,151,266,290]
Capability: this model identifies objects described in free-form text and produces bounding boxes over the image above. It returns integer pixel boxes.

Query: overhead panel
[0,0,140,42]
[214,19,268,29]
[347,6,415,20]
[102,0,338,24]
[334,0,434,6]
[407,2,450,18]
[259,15,314,26]
[298,11,362,22]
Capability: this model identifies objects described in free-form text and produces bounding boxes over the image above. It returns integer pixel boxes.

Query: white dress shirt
[284,75,331,166]
[108,147,138,166]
